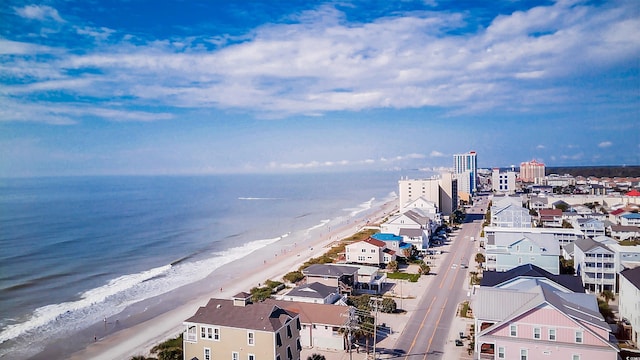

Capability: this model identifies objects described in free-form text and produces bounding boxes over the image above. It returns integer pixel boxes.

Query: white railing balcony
[185,332,198,343]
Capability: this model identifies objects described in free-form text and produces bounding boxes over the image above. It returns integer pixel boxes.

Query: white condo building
[492,168,516,194]
[398,173,457,216]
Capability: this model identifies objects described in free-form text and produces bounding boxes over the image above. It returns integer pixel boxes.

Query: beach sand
[56,200,398,360]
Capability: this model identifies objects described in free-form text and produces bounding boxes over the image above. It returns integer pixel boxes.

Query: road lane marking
[424,298,449,360]
[405,296,437,360]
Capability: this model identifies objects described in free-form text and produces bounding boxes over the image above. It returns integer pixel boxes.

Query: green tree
[601,290,615,304]
[559,257,575,275]
[386,260,398,272]
[475,253,485,267]
[562,220,573,228]
[598,299,614,322]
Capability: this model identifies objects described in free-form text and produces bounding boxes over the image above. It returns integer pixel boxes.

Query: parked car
[455,339,463,346]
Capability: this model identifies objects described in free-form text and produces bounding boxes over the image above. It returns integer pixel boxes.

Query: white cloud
[430,150,445,157]
[14,5,64,22]
[598,141,612,148]
[3,1,639,122]
[536,144,545,149]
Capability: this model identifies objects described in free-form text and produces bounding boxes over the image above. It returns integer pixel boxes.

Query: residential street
[388,199,485,360]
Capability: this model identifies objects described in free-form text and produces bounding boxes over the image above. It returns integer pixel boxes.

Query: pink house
[473,285,618,360]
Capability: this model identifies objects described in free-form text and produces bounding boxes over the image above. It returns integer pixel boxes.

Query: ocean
[0,171,410,358]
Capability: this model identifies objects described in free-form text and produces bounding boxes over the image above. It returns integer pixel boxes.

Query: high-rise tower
[453,151,477,194]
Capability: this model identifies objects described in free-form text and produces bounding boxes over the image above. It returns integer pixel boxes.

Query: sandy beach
[58,199,398,360]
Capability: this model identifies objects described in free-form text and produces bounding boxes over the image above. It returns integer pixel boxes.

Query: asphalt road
[391,197,487,360]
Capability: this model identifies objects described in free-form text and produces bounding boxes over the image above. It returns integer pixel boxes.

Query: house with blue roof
[371,233,412,257]
[621,213,640,226]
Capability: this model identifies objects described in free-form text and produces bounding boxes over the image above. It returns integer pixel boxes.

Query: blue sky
[1,0,638,176]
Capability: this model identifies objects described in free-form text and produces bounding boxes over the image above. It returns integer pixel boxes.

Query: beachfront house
[381,210,433,235]
[302,264,358,295]
[398,228,430,253]
[345,238,396,266]
[351,264,387,294]
[473,285,619,360]
[268,300,351,351]
[399,197,441,224]
[280,282,341,304]
[183,293,301,360]
[370,233,412,257]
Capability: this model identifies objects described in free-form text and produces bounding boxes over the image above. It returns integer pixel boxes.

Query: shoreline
[49,199,398,360]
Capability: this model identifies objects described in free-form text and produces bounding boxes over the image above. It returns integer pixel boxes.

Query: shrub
[380,298,397,313]
[283,271,304,284]
[250,286,273,302]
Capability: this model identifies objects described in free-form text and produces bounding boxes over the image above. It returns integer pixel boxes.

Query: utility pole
[341,307,356,360]
[370,297,381,360]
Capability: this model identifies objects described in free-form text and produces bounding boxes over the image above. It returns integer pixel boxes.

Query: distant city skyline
[1,0,638,177]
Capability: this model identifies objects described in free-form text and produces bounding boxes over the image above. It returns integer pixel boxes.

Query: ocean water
[0,171,406,358]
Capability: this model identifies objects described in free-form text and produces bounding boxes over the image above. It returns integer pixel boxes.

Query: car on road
[451,264,457,269]
[455,339,463,346]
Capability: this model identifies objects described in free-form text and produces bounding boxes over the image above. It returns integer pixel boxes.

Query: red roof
[363,238,387,248]
[626,189,640,197]
[610,209,626,216]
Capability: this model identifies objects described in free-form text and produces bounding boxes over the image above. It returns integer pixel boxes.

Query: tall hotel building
[519,159,546,183]
[453,151,477,194]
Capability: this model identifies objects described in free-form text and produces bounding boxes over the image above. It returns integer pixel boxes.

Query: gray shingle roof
[620,267,640,289]
[480,264,584,293]
[285,282,337,299]
[574,237,614,253]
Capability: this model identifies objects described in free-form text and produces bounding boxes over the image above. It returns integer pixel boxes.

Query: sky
[1,0,639,177]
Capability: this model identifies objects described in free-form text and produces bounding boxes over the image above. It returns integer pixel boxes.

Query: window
[518,257,523,264]
[204,348,211,360]
[533,327,541,340]
[498,347,505,359]
[232,352,239,360]
[529,246,533,252]
[287,346,293,360]
[287,325,292,338]
[510,324,517,337]
[548,328,556,341]
[520,349,528,360]
[248,355,255,360]
[361,249,366,253]
[357,256,365,261]
[575,330,583,343]
[201,326,218,340]
[248,331,255,346]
